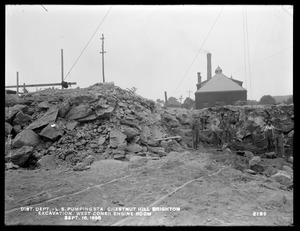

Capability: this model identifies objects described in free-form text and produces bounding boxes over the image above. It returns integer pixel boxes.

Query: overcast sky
[5,5,293,102]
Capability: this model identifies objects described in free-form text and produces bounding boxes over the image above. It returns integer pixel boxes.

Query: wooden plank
[5,82,76,88]
[153,136,181,141]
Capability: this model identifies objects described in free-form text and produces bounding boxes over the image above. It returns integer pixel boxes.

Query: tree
[167,97,181,107]
[156,99,165,107]
[182,97,194,109]
[247,100,259,105]
[259,95,276,105]
[234,100,247,106]
[284,96,293,105]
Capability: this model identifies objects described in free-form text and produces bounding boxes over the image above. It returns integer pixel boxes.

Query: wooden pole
[100,34,106,83]
[164,91,168,107]
[16,72,19,96]
[61,49,64,89]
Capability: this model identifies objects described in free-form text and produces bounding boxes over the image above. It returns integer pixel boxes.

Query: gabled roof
[196,68,247,93]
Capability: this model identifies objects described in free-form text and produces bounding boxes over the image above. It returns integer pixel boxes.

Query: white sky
[5,5,293,101]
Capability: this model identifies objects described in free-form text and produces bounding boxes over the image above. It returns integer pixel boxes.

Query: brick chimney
[207,53,212,80]
[196,72,202,90]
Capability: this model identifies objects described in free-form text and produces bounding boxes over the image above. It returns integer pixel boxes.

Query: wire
[41,5,48,12]
[245,6,252,99]
[242,6,247,90]
[172,6,224,95]
[280,6,293,17]
[231,46,292,75]
[64,5,113,81]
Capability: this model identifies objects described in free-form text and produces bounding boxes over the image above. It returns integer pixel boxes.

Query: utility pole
[16,72,19,96]
[187,90,192,98]
[61,49,64,89]
[100,34,106,83]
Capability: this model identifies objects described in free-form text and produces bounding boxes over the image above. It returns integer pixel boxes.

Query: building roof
[196,67,247,93]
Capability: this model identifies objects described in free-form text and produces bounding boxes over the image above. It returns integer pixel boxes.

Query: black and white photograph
[5,5,293,226]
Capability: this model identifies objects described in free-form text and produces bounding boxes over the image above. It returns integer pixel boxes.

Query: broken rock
[66,121,78,131]
[5,122,13,136]
[11,146,34,167]
[73,162,90,171]
[249,156,261,167]
[13,125,22,134]
[95,106,115,119]
[270,171,292,186]
[126,143,143,153]
[26,107,58,130]
[5,104,28,122]
[109,130,127,148]
[58,101,71,118]
[12,129,40,148]
[39,124,64,141]
[164,140,184,153]
[13,111,32,126]
[82,155,96,165]
[66,104,92,120]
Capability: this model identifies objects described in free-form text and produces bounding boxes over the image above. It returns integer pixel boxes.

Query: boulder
[5,104,28,122]
[282,166,293,178]
[13,124,22,134]
[270,171,293,186]
[13,111,32,126]
[288,130,294,138]
[39,124,64,141]
[37,154,58,170]
[5,122,13,135]
[58,101,71,118]
[65,104,92,120]
[223,148,233,155]
[126,143,143,153]
[249,156,261,167]
[37,101,50,109]
[120,125,139,140]
[77,113,97,122]
[98,136,106,145]
[26,107,58,130]
[12,129,40,148]
[164,140,184,153]
[175,111,189,124]
[82,155,96,165]
[244,151,254,158]
[95,106,115,119]
[5,162,19,170]
[162,113,179,128]
[73,162,90,171]
[287,156,293,164]
[109,130,127,148]
[66,121,78,131]
[11,146,34,167]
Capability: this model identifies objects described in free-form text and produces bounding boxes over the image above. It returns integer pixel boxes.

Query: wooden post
[164,91,168,107]
[61,49,64,89]
[16,72,19,95]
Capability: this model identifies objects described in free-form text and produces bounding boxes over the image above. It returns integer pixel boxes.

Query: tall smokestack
[196,72,202,90]
[207,53,212,80]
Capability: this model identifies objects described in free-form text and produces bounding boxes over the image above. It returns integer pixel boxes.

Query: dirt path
[5,147,293,226]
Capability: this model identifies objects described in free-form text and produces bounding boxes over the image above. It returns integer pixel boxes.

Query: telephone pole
[100,34,106,83]
[61,49,64,89]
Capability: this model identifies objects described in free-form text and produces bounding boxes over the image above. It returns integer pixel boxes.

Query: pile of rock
[5,83,294,170]
[5,83,186,169]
